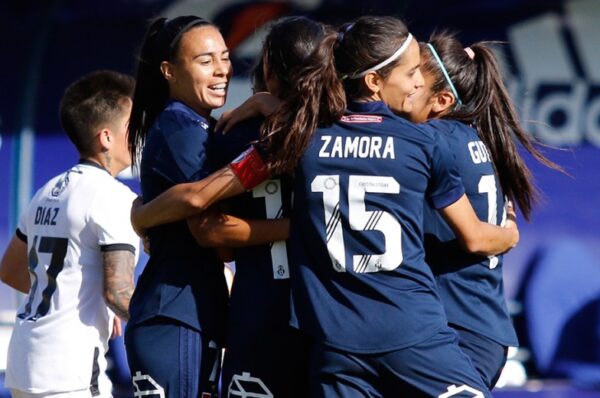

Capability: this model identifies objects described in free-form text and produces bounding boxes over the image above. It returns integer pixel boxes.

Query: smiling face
[163,25,232,118]
[375,39,424,115]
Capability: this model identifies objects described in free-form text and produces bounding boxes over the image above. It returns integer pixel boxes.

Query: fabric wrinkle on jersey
[423,118,519,348]
[213,117,310,398]
[5,161,139,395]
[288,100,466,354]
[127,99,228,342]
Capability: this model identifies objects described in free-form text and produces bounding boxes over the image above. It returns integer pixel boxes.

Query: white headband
[349,33,413,79]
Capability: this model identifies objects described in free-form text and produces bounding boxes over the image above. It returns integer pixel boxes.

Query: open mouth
[209,83,228,94]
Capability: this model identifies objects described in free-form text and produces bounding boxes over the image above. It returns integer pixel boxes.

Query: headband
[427,43,462,105]
[349,33,414,79]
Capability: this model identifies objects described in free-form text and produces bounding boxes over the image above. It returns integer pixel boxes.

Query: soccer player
[408,32,562,388]
[125,15,232,398]
[0,70,139,398]
[211,17,324,398]
[259,16,517,397]
[128,16,519,398]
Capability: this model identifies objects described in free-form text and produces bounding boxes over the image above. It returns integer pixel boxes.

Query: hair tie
[427,43,462,105]
[337,23,355,43]
[464,47,475,60]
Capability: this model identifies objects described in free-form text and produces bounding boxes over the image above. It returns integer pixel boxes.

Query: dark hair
[250,56,267,94]
[59,70,134,156]
[420,32,563,220]
[262,16,326,98]
[263,16,411,174]
[128,16,213,166]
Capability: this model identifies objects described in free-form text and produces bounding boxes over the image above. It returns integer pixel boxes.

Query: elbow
[185,189,209,213]
[459,236,483,254]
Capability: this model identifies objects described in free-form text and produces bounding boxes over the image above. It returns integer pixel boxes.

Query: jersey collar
[78,159,111,175]
[346,100,392,115]
[165,99,211,131]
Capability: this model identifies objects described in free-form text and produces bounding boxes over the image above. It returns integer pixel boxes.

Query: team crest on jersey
[228,372,273,398]
[341,115,383,123]
[438,384,483,398]
[51,175,69,197]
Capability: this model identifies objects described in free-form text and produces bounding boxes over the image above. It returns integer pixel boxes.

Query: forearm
[103,250,135,320]
[132,165,246,229]
[0,235,30,294]
[461,222,519,255]
[441,194,519,256]
[188,213,290,248]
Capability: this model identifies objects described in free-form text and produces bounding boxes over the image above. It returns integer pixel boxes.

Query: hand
[130,196,147,240]
[215,92,281,133]
[111,315,122,339]
[504,201,519,249]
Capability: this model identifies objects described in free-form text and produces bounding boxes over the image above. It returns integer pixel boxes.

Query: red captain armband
[229,146,271,190]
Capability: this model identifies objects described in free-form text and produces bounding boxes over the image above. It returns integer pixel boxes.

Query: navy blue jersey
[213,117,293,316]
[289,101,465,353]
[214,118,309,397]
[128,100,228,341]
[423,119,518,347]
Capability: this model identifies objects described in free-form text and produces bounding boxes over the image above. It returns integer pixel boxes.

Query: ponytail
[467,43,562,220]
[423,32,563,220]
[261,31,346,175]
[128,17,168,167]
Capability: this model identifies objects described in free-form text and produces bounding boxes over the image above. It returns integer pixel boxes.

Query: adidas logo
[498,0,600,147]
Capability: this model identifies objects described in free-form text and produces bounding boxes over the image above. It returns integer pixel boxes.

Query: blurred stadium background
[1,0,599,396]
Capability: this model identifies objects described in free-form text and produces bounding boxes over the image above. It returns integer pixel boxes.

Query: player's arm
[215,92,281,133]
[439,194,519,255]
[132,147,270,231]
[102,248,136,320]
[186,208,290,248]
[0,234,30,294]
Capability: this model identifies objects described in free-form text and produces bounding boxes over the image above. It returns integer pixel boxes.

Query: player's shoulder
[425,119,478,140]
[158,100,211,132]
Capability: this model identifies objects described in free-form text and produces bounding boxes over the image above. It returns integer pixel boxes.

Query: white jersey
[5,161,139,396]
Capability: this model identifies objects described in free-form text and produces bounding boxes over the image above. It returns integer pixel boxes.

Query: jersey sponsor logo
[438,384,484,398]
[132,371,165,398]
[502,0,600,147]
[341,114,383,123]
[228,372,273,398]
[467,141,492,165]
[319,135,395,159]
[34,206,59,226]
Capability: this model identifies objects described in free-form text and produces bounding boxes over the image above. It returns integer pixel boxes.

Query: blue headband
[427,43,462,105]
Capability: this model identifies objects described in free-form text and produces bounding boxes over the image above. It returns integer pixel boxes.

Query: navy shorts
[310,327,492,398]
[453,324,508,389]
[221,326,311,398]
[125,317,221,398]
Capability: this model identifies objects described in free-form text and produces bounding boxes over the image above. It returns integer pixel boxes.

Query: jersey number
[478,175,506,269]
[18,236,68,321]
[253,180,289,279]
[311,175,402,273]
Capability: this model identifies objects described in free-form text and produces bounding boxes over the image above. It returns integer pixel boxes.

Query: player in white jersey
[0,70,139,398]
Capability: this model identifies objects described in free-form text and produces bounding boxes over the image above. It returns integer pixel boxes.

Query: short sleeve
[89,183,140,262]
[427,132,465,209]
[17,211,28,241]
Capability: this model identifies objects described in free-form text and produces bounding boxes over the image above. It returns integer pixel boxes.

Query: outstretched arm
[132,146,271,232]
[187,209,290,248]
[0,234,30,294]
[440,194,519,255]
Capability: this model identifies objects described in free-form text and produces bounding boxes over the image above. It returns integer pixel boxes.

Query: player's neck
[82,155,125,177]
